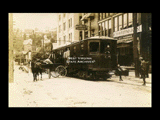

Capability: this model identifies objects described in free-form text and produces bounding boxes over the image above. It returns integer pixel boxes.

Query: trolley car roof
[53,36,117,51]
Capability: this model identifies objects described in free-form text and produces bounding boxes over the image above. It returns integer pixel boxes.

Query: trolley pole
[133,13,139,77]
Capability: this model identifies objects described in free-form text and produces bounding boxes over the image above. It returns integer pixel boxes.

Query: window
[69,33,72,42]
[68,18,72,28]
[110,13,114,16]
[103,13,106,19]
[73,46,76,54]
[69,33,70,41]
[68,19,70,28]
[63,13,66,17]
[108,19,111,37]
[137,13,141,25]
[119,15,122,30]
[80,31,82,40]
[63,22,66,31]
[105,13,108,17]
[98,23,101,36]
[100,13,102,20]
[81,43,84,50]
[114,17,118,32]
[70,33,72,41]
[63,35,66,44]
[80,43,84,55]
[120,47,125,55]
[59,38,61,45]
[128,13,133,27]
[70,18,72,27]
[59,25,61,33]
[89,42,99,53]
[123,13,127,29]
[105,21,108,36]
[85,31,88,38]
[98,13,100,20]
[101,42,110,53]
[59,15,61,21]
[102,22,105,36]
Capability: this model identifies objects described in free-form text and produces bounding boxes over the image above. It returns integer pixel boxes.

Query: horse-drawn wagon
[41,63,67,78]
[31,57,67,81]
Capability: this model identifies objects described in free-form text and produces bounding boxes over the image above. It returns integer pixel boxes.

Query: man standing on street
[140,58,148,86]
[117,64,123,81]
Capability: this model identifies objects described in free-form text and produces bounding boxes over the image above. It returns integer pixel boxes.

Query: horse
[31,59,43,82]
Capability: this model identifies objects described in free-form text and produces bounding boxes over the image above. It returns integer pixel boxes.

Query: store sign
[75,24,87,30]
[113,25,142,37]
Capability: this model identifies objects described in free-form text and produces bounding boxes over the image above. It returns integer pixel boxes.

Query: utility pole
[133,13,139,77]
[9,13,14,83]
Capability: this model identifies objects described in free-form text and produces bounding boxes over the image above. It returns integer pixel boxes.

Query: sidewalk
[9,65,28,107]
[129,71,152,83]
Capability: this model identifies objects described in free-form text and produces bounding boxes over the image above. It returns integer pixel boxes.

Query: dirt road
[9,65,151,107]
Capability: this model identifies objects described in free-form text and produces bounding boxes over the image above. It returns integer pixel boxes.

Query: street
[9,65,152,107]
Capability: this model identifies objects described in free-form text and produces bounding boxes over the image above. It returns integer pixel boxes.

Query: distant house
[22,39,32,63]
[23,39,32,51]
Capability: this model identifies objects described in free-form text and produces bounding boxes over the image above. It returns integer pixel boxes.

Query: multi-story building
[56,13,82,49]
[97,13,151,67]
[80,13,99,39]
[56,13,151,68]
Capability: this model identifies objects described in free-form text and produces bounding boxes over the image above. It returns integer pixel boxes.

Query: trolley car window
[89,42,99,53]
[101,42,110,53]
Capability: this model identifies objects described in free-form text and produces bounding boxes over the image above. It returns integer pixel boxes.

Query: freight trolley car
[51,36,118,80]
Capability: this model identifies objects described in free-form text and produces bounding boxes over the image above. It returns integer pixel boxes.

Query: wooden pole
[9,13,14,83]
[133,13,139,77]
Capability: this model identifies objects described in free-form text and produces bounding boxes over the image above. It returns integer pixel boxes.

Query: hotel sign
[113,25,142,38]
[75,24,87,30]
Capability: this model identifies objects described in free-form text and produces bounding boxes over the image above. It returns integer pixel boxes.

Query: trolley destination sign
[75,24,87,30]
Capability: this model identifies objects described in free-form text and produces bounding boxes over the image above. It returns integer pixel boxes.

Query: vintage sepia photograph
[9,13,152,107]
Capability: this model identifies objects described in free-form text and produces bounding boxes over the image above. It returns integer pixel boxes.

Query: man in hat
[140,57,148,85]
[116,64,123,81]
[139,57,143,78]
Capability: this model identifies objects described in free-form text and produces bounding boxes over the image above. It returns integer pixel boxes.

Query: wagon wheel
[55,65,67,77]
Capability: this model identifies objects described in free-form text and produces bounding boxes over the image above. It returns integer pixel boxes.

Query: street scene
[9,13,152,107]
[9,64,151,107]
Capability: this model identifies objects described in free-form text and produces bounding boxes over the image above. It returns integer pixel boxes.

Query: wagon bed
[41,63,62,71]
[41,63,67,77]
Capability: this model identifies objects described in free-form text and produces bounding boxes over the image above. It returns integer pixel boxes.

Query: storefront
[97,13,151,67]
[116,35,133,66]
[113,25,142,66]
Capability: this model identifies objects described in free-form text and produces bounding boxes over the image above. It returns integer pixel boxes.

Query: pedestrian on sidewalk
[138,57,143,78]
[140,58,148,86]
[116,64,123,81]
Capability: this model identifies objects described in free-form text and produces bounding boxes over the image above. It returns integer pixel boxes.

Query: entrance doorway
[117,44,133,66]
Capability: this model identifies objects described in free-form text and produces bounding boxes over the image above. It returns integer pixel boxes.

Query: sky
[13,13,57,31]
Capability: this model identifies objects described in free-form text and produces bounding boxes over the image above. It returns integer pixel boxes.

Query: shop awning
[117,40,133,44]
[81,13,94,21]
[117,40,133,48]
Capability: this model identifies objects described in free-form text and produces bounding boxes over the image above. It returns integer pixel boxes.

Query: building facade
[56,13,151,67]
[56,13,82,49]
[97,13,151,66]
[80,13,99,39]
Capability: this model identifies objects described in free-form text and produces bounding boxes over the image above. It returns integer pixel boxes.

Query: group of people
[116,57,149,86]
